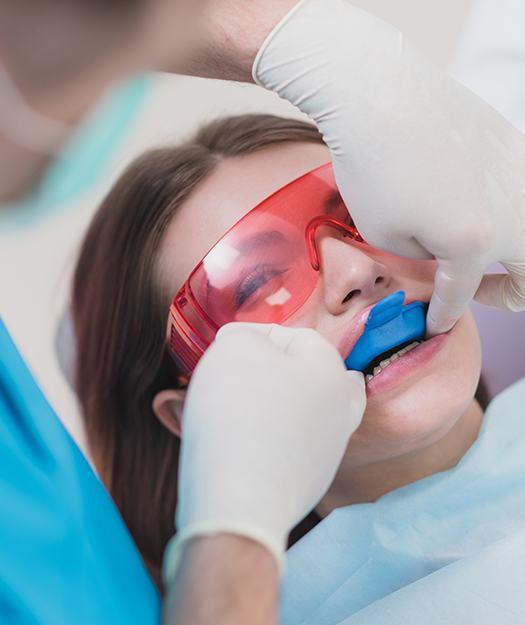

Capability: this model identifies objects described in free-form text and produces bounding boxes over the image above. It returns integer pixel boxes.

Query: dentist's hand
[164,323,365,582]
[253,0,525,335]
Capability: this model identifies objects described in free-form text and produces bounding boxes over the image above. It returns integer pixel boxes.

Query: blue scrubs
[281,377,525,625]
[0,319,160,624]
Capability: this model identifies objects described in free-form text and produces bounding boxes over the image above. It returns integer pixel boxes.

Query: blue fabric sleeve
[0,319,159,625]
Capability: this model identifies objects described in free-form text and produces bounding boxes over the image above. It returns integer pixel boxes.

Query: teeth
[365,340,423,385]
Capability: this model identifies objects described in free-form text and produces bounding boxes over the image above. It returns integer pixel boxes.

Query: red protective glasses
[167,162,363,375]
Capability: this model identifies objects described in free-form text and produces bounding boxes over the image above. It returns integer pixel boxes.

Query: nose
[315,223,392,315]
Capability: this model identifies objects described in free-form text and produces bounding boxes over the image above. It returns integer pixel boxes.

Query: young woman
[71,113,490,590]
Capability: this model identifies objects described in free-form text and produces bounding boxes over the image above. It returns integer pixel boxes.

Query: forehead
[158,141,331,296]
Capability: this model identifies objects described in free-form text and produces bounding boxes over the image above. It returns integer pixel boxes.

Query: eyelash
[235,265,289,308]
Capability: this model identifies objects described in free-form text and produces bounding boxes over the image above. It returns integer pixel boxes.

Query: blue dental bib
[344,291,427,372]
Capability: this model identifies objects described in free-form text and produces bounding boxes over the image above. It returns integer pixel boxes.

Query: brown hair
[72,112,491,589]
[71,114,324,587]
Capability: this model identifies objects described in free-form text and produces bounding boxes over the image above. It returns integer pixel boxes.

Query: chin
[345,311,482,465]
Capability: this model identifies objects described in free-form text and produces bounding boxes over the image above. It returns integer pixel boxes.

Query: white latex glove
[163,323,365,581]
[253,0,525,335]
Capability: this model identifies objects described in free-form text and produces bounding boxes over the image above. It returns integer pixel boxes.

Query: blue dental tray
[345,291,427,372]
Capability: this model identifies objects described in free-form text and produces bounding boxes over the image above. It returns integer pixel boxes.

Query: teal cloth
[0,319,160,624]
[0,74,150,229]
[281,377,525,625]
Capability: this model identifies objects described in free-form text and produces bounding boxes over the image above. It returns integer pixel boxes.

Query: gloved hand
[253,0,525,335]
[163,323,365,582]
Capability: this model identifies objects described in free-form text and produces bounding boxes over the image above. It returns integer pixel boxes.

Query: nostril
[375,277,384,285]
[342,289,361,304]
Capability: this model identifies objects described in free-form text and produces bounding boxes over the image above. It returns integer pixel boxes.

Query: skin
[164,535,278,625]
[154,141,484,517]
[0,0,298,203]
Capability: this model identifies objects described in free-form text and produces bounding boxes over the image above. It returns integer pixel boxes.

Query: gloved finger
[346,370,366,406]
[216,322,308,352]
[283,327,342,361]
[266,325,309,352]
[474,262,525,311]
[346,369,366,390]
[215,321,275,341]
[426,259,485,337]
[496,262,525,312]
[346,370,367,423]
[363,229,435,261]
[345,371,366,434]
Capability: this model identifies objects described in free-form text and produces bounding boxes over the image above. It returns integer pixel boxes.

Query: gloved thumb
[216,323,332,358]
[346,369,365,390]
[215,321,271,340]
[346,369,366,404]
[216,322,298,350]
[426,259,485,336]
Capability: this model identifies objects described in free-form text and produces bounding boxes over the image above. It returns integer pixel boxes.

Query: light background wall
[352,0,473,66]
[3,0,524,455]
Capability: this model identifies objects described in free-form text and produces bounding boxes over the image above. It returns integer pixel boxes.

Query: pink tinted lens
[188,220,315,325]
[168,163,359,373]
[187,165,342,326]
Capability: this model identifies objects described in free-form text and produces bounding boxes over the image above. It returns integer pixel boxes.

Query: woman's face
[158,141,482,465]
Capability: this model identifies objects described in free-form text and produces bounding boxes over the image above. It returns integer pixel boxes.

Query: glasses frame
[167,162,364,374]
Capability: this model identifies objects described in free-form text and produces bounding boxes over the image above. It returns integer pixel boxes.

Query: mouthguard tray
[344,291,427,372]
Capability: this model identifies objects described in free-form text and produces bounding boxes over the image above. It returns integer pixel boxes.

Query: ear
[152,389,186,438]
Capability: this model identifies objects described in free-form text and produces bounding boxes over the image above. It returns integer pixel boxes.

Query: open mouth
[342,291,429,384]
[363,339,425,383]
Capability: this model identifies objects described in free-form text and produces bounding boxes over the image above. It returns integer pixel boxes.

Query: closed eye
[235,265,290,309]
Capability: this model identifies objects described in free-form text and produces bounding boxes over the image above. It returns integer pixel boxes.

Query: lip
[336,303,377,361]
[337,295,422,362]
[365,331,450,397]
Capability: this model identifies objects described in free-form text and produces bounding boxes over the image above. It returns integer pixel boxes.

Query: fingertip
[346,370,366,393]
[426,294,459,337]
[429,260,483,335]
[425,311,457,337]
[345,370,367,417]
[281,327,331,357]
[215,322,273,341]
[346,371,366,412]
